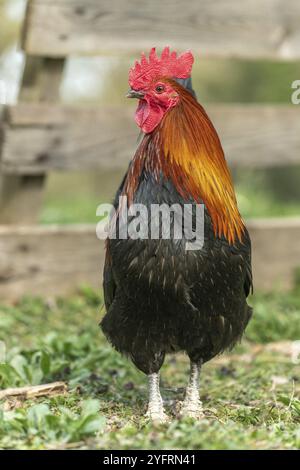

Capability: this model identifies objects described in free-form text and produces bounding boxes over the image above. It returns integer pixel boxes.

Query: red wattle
[135,99,165,134]
[135,100,149,129]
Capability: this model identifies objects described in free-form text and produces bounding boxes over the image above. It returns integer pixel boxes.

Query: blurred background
[1,0,300,226]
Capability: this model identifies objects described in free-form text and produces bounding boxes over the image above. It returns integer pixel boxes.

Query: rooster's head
[127,47,194,133]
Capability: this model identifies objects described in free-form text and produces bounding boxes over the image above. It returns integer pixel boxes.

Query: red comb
[129,46,194,90]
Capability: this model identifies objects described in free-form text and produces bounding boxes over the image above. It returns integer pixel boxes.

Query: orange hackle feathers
[123,79,245,245]
[160,81,245,244]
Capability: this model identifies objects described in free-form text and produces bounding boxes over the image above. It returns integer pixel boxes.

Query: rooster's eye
[155,85,165,93]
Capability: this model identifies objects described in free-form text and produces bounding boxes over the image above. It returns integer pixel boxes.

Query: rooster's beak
[126,89,145,99]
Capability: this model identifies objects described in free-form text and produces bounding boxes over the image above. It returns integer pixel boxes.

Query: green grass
[0,287,299,450]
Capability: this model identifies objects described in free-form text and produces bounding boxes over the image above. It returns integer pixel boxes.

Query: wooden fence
[0,0,300,300]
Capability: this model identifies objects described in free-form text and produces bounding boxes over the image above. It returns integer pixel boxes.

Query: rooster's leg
[180,361,203,418]
[146,372,168,423]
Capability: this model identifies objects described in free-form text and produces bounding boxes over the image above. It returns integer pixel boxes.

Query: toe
[178,400,204,420]
[146,408,170,423]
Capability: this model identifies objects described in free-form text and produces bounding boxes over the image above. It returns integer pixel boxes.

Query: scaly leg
[146,373,169,423]
[180,361,203,419]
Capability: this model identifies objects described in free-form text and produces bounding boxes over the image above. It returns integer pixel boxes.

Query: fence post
[0,57,65,224]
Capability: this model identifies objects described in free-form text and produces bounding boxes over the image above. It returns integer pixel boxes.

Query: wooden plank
[1,104,138,173]
[0,218,299,300]
[0,58,65,224]
[1,104,300,174]
[0,225,104,300]
[249,218,300,291]
[22,0,300,59]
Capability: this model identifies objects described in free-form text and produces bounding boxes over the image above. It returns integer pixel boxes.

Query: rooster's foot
[179,361,204,419]
[145,405,169,423]
[146,372,169,423]
[179,395,204,419]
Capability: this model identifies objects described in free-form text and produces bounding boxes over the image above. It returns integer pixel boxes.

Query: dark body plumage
[101,163,252,374]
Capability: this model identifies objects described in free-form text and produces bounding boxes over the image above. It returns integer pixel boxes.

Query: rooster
[101,47,252,422]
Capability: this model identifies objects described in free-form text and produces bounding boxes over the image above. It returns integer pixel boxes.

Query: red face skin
[134,81,180,133]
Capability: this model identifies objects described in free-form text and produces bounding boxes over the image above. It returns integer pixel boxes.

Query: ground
[0,287,299,450]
